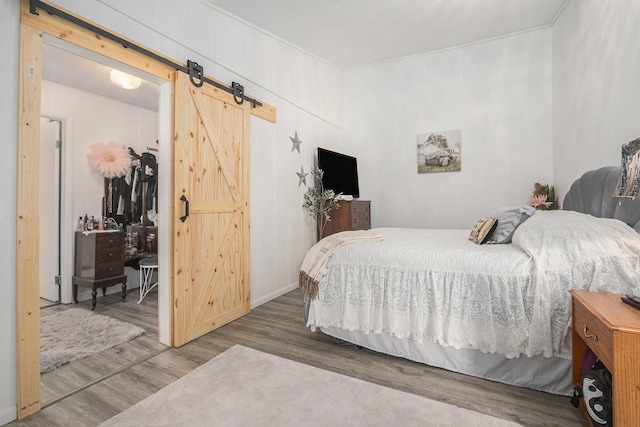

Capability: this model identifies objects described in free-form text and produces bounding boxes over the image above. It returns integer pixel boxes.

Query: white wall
[343,29,553,229]
[552,0,640,196]
[0,0,20,423]
[41,79,159,303]
[1,0,341,423]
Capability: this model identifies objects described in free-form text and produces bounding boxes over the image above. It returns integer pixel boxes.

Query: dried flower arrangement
[530,183,559,210]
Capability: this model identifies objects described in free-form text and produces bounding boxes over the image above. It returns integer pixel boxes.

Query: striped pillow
[469,217,498,244]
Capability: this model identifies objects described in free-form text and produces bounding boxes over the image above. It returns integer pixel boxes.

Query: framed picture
[417,130,461,173]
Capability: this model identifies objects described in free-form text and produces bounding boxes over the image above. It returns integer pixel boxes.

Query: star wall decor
[296,165,308,187]
[290,131,302,153]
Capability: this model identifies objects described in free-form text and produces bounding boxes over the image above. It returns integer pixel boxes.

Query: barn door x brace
[29,0,262,108]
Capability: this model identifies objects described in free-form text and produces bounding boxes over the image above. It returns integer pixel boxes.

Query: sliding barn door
[173,72,251,346]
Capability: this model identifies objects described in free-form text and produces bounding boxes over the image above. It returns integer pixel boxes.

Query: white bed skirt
[321,326,573,396]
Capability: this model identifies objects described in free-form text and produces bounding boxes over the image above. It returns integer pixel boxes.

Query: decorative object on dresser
[301,167,340,240]
[73,230,127,310]
[321,200,371,238]
[570,290,640,427]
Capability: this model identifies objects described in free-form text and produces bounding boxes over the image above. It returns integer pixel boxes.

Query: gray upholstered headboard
[563,166,640,231]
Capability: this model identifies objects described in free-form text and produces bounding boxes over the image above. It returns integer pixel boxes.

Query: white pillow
[485,205,536,244]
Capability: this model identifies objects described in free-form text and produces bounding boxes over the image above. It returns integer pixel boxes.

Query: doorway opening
[38,35,170,407]
[39,116,62,306]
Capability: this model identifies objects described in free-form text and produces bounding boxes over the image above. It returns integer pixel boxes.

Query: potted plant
[302,168,340,240]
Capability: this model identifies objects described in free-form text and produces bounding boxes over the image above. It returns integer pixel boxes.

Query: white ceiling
[42,0,569,109]
[205,0,569,69]
[42,36,161,112]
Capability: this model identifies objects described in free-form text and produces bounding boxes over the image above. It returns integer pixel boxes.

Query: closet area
[40,36,161,307]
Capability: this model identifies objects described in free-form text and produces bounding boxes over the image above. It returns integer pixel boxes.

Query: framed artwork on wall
[417,130,461,173]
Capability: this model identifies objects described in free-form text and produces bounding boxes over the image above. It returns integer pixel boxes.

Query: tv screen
[317,147,360,198]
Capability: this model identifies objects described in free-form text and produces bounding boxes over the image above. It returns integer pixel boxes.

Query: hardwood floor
[10,289,587,427]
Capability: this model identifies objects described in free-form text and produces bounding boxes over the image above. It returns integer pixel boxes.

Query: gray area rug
[40,308,145,373]
[100,345,521,427]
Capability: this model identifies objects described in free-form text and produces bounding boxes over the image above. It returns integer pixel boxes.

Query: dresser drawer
[351,202,370,229]
[96,246,123,263]
[96,232,123,249]
[95,260,125,279]
[574,298,613,367]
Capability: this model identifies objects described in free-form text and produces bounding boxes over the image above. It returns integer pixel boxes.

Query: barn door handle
[180,195,190,222]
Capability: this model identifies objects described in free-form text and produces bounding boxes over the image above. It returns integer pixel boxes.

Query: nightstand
[570,290,640,426]
[73,230,127,309]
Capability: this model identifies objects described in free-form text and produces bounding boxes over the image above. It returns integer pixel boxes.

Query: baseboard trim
[251,282,298,309]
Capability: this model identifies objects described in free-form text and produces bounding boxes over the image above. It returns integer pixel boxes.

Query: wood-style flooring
[10,288,587,427]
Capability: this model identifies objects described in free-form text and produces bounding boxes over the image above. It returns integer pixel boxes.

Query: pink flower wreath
[86,141,131,178]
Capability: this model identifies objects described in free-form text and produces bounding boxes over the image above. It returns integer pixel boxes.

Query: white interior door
[39,117,61,302]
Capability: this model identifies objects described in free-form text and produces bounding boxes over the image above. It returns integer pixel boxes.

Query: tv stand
[322,200,370,238]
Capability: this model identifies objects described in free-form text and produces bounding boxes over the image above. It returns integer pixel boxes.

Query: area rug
[40,308,145,373]
[99,345,521,427]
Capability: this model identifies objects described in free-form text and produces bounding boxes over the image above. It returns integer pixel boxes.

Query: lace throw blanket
[299,230,384,300]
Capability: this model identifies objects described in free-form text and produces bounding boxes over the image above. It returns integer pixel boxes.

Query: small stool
[138,255,158,304]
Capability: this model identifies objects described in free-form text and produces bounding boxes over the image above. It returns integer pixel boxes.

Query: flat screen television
[317,147,360,198]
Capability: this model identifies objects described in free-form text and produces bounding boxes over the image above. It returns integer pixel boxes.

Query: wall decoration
[417,130,461,173]
[296,165,308,187]
[86,141,131,178]
[290,131,302,153]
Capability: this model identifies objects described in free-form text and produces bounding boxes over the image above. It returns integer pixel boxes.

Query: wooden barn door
[173,71,251,346]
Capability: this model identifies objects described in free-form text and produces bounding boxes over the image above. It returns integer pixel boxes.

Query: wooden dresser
[73,230,127,309]
[570,290,640,426]
[322,200,371,238]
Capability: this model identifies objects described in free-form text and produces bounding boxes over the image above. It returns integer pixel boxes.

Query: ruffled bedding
[306,210,640,359]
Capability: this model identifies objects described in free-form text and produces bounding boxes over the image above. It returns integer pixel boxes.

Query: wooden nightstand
[73,230,127,310]
[570,290,640,427]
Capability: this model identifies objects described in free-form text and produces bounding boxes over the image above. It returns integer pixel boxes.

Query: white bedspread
[306,210,640,359]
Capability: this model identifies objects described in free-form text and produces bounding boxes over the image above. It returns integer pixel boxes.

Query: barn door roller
[29,0,262,108]
[187,60,204,88]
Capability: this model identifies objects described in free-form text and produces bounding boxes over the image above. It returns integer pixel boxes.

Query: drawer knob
[583,324,598,341]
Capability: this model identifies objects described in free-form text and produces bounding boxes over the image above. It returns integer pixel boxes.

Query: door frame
[17,0,274,418]
[17,1,176,419]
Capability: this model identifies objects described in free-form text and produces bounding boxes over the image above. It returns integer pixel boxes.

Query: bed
[302,166,640,396]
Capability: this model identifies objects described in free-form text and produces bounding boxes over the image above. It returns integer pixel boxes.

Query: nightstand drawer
[352,212,369,229]
[574,298,613,367]
[96,232,123,249]
[351,202,370,229]
[96,246,123,263]
[95,260,125,279]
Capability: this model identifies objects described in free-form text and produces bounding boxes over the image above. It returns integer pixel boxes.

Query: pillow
[469,217,498,244]
[485,205,536,244]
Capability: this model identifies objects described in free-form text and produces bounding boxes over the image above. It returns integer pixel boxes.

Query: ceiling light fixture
[109,69,142,90]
